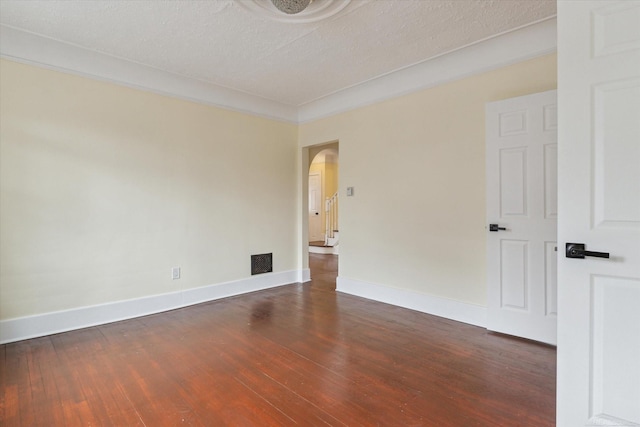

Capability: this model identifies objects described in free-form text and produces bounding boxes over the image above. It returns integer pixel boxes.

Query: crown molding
[0,25,299,123]
[298,17,557,123]
[1,18,556,125]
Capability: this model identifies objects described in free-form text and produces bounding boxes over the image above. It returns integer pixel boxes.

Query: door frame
[300,140,340,279]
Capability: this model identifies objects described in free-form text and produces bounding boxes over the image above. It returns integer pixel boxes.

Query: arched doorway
[308,144,339,255]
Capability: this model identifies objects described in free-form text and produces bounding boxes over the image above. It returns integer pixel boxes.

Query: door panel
[557,1,640,425]
[544,241,557,316]
[543,104,557,131]
[499,148,528,217]
[500,240,528,310]
[499,110,528,136]
[543,144,558,218]
[592,276,640,423]
[593,79,640,227]
[308,171,323,241]
[486,89,557,345]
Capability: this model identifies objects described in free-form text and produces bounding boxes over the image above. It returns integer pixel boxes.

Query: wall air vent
[251,253,273,275]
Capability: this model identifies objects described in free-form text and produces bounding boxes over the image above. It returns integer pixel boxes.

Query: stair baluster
[324,192,338,246]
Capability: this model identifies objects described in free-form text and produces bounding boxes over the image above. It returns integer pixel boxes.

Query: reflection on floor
[0,252,556,426]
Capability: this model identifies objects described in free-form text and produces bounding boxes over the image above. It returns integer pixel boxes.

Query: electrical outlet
[171,267,180,280]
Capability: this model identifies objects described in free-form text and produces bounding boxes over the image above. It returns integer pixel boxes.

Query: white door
[486,90,558,345]
[308,171,323,241]
[557,1,640,426]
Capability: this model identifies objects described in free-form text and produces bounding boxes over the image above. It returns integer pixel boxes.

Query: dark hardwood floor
[0,254,556,426]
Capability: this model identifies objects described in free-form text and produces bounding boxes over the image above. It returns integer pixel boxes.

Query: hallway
[308,252,338,291]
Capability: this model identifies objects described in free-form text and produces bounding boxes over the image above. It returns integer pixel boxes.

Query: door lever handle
[489,224,507,232]
[565,243,610,259]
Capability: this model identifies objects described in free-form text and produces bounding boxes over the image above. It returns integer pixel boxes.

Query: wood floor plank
[0,254,556,426]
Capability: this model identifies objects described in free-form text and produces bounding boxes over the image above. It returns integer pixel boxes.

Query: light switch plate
[347,187,354,196]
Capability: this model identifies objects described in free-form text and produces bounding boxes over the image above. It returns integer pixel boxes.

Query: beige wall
[299,54,557,306]
[324,162,339,200]
[0,53,557,322]
[0,59,298,320]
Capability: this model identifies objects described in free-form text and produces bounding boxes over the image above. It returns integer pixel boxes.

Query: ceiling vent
[271,0,311,15]
[238,0,351,23]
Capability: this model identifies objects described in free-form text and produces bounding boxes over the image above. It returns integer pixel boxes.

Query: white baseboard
[308,245,339,255]
[0,269,305,344]
[336,276,487,328]
[298,268,311,283]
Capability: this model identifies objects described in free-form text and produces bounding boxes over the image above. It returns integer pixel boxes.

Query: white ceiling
[0,0,557,122]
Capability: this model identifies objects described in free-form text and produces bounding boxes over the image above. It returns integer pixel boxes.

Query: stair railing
[324,192,338,245]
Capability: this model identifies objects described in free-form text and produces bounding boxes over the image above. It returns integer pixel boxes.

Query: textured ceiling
[0,0,556,107]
